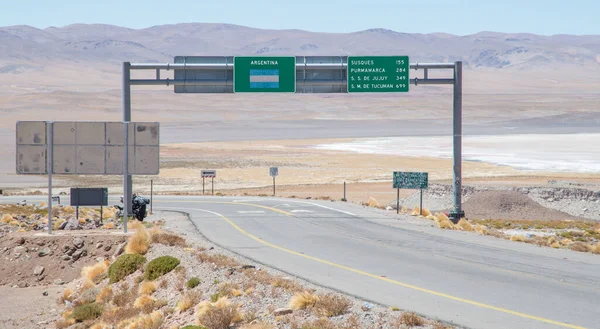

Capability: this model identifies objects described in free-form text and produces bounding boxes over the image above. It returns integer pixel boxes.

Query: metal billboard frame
[122,57,465,222]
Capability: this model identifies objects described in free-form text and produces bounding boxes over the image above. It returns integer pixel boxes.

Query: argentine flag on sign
[250,69,280,88]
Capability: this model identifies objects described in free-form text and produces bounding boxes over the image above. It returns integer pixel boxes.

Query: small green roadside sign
[234,56,296,93]
[393,172,428,189]
[347,56,409,92]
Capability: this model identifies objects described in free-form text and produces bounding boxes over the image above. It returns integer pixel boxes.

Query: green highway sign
[234,56,296,93]
[347,56,409,93]
[393,172,428,189]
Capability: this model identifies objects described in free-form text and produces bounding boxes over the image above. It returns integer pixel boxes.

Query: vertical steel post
[123,62,133,217]
[202,177,205,195]
[46,121,53,234]
[343,181,346,201]
[212,177,214,196]
[420,189,423,216]
[450,61,464,223]
[273,177,276,196]
[123,121,130,233]
[396,188,400,214]
[150,179,153,214]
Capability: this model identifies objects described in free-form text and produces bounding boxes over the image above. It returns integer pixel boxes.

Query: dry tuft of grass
[198,304,241,329]
[473,224,488,235]
[568,242,593,253]
[176,290,202,312]
[272,277,303,292]
[1,214,13,223]
[82,260,110,284]
[152,232,187,247]
[197,251,240,268]
[397,312,425,327]
[139,281,158,296]
[366,197,380,208]
[230,289,243,297]
[101,305,139,325]
[96,286,113,303]
[593,242,600,254]
[120,310,164,329]
[59,288,74,304]
[125,224,152,255]
[509,235,526,242]
[435,216,455,230]
[431,321,451,329]
[239,321,274,329]
[289,291,319,310]
[456,218,474,231]
[314,294,352,317]
[89,322,111,329]
[103,222,116,229]
[134,294,155,309]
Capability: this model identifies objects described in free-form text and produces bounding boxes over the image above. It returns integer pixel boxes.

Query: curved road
[4,195,600,329]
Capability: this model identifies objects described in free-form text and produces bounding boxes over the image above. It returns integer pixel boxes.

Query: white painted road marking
[237,210,266,214]
[290,209,313,213]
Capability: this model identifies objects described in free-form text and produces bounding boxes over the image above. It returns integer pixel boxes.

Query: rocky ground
[0,210,458,329]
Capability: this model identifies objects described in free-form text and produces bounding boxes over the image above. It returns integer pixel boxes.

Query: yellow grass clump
[510,235,526,242]
[63,206,75,214]
[176,291,202,312]
[40,202,46,207]
[230,289,243,297]
[1,214,13,223]
[9,220,20,227]
[244,287,254,295]
[426,214,437,220]
[125,224,152,255]
[103,222,115,229]
[82,260,110,283]
[133,294,155,309]
[120,310,163,329]
[79,218,88,224]
[90,322,111,329]
[139,281,157,296]
[551,242,561,248]
[59,288,74,304]
[289,291,319,310]
[456,218,474,231]
[96,286,113,303]
[102,207,117,219]
[474,224,488,235]
[400,206,408,213]
[435,215,455,230]
[197,297,242,328]
[366,197,380,208]
[560,238,573,246]
[593,242,600,254]
[410,207,420,216]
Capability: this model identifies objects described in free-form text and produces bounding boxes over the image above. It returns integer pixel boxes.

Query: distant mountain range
[1,23,600,71]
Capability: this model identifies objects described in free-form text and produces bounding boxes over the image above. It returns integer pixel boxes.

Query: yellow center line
[158,200,586,329]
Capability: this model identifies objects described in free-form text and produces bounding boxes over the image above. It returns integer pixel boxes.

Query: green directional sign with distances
[347,56,409,92]
[393,172,428,189]
[234,56,296,93]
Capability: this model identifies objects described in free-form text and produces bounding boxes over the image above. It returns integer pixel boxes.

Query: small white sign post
[201,170,217,195]
[269,167,278,196]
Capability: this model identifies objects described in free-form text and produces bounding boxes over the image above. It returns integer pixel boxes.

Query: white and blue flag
[250,69,279,88]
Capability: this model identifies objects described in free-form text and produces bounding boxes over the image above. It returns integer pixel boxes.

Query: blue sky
[1,0,598,35]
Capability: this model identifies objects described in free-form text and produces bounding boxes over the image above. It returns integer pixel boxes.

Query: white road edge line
[244,199,356,216]
[237,210,266,214]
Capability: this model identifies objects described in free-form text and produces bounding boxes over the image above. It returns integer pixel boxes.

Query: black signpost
[70,188,108,222]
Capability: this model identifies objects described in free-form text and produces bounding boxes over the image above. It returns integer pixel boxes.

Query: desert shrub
[145,256,180,281]
[125,224,152,255]
[186,277,201,289]
[153,232,187,247]
[397,312,425,327]
[198,305,240,329]
[71,303,103,322]
[176,290,202,312]
[109,254,147,283]
[314,294,351,317]
[568,242,593,252]
[139,281,158,295]
[181,326,207,329]
[289,291,319,310]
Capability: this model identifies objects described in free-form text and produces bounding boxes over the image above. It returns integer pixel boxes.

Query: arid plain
[1,24,600,208]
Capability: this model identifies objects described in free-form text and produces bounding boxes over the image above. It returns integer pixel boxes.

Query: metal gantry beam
[122,58,465,222]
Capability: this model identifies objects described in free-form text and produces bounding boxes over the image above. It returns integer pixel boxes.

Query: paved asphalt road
[3,195,600,329]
